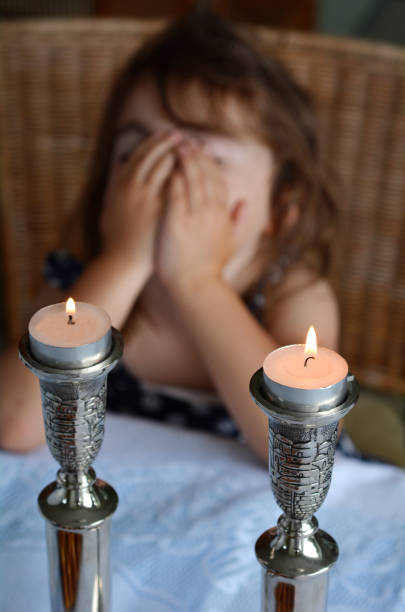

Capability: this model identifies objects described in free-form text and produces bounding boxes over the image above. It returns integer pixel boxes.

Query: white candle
[263,327,348,410]
[28,299,112,369]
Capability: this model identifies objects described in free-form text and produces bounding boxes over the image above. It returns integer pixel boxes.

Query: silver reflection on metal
[250,368,359,612]
[19,328,123,612]
[28,326,112,370]
[262,369,348,412]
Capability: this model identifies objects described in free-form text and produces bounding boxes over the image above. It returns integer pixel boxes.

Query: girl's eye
[213,156,225,167]
[113,130,148,165]
[117,150,132,164]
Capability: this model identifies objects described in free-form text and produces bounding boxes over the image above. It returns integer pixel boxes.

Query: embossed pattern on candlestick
[39,377,107,473]
[269,420,338,520]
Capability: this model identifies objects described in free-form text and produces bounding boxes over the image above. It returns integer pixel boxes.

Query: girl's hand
[100,130,182,277]
[156,142,239,291]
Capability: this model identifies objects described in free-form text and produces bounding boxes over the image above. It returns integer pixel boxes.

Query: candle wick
[304,355,315,367]
[67,314,75,325]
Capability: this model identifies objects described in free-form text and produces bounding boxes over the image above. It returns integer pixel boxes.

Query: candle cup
[28,301,112,369]
[19,327,123,612]
[250,367,359,612]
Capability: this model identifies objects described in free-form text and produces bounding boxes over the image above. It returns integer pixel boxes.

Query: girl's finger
[198,154,217,209]
[126,130,183,184]
[146,150,177,199]
[168,170,188,216]
[189,149,228,218]
[178,143,205,211]
[230,198,246,224]
[198,150,226,209]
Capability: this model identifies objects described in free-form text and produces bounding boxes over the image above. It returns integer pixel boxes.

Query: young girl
[0,12,339,461]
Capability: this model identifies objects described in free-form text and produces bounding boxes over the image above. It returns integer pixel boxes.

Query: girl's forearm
[168,278,278,462]
[67,252,150,330]
[0,344,45,451]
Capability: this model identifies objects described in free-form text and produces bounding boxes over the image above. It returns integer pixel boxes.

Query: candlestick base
[256,516,337,612]
[38,467,118,529]
[39,468,118,612]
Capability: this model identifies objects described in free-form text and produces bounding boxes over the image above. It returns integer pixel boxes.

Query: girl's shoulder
[261,265,339,349]
[269,265,335,303]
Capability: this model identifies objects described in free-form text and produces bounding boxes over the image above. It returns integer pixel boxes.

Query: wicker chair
[1,19,405,394]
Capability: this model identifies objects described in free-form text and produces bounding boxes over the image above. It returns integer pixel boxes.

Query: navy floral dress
[43,249,286,439]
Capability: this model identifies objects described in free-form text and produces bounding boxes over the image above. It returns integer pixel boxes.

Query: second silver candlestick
[250,368,359,612]
[19,328,123,612]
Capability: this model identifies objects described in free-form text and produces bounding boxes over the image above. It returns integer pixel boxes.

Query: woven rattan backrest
[1,19,405,392]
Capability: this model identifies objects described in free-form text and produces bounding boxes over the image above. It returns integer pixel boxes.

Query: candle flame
[66,297,76,316]
[305,326,317,355]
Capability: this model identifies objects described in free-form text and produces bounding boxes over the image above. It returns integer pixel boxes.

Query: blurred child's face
[111,77,274,264]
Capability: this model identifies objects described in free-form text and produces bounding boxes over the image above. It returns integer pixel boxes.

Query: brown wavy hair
[74,11,337,287]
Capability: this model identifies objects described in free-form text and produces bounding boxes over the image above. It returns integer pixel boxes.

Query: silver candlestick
[250,366,359,612]
[19,326,123,612]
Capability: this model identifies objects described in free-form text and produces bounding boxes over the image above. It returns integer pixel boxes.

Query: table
[0,414,404,611]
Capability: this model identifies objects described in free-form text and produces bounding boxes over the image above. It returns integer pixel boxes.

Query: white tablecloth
[1,414,404,611]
